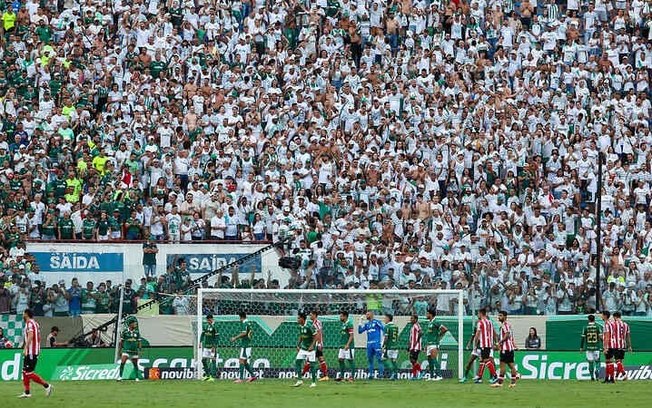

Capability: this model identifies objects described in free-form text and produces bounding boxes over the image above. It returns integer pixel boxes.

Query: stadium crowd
[0,0,650,317]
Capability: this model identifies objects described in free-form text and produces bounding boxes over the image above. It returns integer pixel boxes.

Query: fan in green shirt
[230,312,255,382]
[200,314,219,381]
[58,213,74,239]
[383,313,400,380]
[150,58,168,79]
[337,310,355,381]
[81,217,96,240]
[81,282,97,314]
[94,283,110,313]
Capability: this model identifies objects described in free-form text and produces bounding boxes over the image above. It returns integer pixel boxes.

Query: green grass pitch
[3,380,651,408]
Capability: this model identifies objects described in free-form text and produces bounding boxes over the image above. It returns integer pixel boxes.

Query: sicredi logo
[0,353,21,381]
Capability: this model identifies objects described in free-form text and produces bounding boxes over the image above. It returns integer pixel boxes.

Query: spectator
[0,0,647,317]
[85,328,107,348]
[67,278,82,317]
[525,327,542,350]
[0,327,10,348]
[142,235,159,279]
[46,326,68,348]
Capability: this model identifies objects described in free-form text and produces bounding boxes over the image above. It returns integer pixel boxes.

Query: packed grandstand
[0,0,650,319]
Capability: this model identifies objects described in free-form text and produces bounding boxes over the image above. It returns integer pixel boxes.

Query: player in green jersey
[336,310,355,382]
[293,311,317,388]
[200,314,218,381]
[118,316,142,381]
[230,312,257,383]
[580,314,602,381]
[383,313,400,380]
[424,309,448,381]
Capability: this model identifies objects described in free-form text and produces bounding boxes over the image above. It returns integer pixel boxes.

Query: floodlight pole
[595,152,603,312]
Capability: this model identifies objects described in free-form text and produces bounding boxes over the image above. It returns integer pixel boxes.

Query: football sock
[302,362,310,375]
[605,362,614,380]
[464,362,472,377]
[202,359,209,376]
[348,360,355,378]
[319,360,328,376]
[511,370,518,384]
[588,362,595,378]
[239,365,245,380]
[338,360,346,378]
[616,361,625,376]
[310,362,317,382]
[22,372,30,393]
[487,360,497,377]
[295,360,303,378]
[119,362,125,378]
[29,372,47,387]
[428,357,434,377]
[378,359,384,377]
[432,358,441,376]
[498,376,505,385]
[244,362,254,377]
[478,362,486,378]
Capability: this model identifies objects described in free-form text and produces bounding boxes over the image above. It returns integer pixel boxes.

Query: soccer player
[474,308,498,384]
[336,310,355,382]
[423,309,447,381]
[19,309,53,398]
[358,310,385,379]
[491,311,519,388]
[294,311,317,388]
[580,314,602,381]
[302,310,329,381]
[408,314,422,380]
[461,321,480,383]
[118,316,142,381]
[601,310,615,383]
[230,312,256,383]
[611,311,632,381]
[200,314,218,381]
[383,313,400,380]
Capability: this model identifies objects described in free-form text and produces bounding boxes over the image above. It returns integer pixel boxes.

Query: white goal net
[195,289,465,381]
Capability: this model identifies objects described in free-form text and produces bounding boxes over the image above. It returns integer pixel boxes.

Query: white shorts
[98,235,109,241]
[239,348,252,360]
[121,353,138,359]
[386,350,399,360]
[202,348,215,359]
[338,348,354,360]
[426,345,440,355]
[472,348,494,358]
[586,350,600,362]
[296,349,316,362]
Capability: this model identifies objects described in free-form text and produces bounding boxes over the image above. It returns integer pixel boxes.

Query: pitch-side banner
[2,348,652,381]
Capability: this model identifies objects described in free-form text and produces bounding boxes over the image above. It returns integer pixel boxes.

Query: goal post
[195,289,466,381]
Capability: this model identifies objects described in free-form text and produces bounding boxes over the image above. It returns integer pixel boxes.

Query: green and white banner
[2,348,652,381]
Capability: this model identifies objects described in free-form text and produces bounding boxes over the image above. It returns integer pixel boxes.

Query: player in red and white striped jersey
[601,310,617,383]
[610,311,632,381]
[303,311,329,381]
[474,308,498,384]
[408,314,422,380]
[492,311,519,388]
[19,309,53,399]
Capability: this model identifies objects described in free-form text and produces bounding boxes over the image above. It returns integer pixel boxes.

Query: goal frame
[195,288,465,380]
